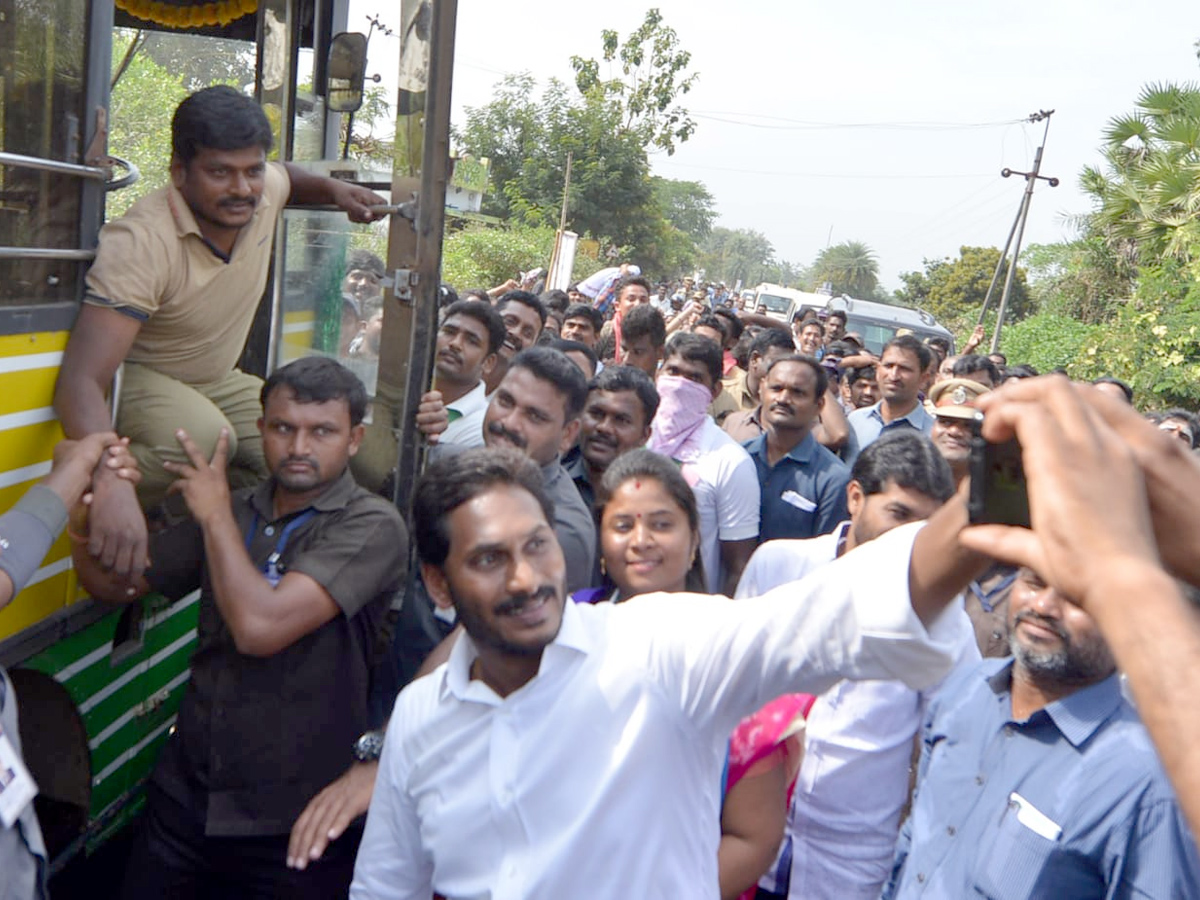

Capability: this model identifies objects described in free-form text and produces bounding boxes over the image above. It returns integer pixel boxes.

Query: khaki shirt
[84,163,291,385]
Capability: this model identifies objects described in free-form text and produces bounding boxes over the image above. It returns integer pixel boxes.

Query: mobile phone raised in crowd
[968,412,1031,528]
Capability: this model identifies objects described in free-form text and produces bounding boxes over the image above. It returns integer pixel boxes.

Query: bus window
[0,0,89,305]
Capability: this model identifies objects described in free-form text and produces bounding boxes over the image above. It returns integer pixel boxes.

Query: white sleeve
[634,521,964,739]
[349,716,434,900]
[716,447,761,542]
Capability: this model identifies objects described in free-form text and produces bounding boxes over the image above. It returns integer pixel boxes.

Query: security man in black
[72,357,406,899]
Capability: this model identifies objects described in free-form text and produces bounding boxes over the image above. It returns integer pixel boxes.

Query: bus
[0,0,448,878]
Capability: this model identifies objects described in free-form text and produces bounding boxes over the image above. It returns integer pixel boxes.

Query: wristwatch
[352,729,386,763]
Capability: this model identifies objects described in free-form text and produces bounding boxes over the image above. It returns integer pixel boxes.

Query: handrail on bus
[0,247,96,261]
[0,151,108,181]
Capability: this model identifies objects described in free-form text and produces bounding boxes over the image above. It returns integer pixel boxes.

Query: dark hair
[621,304,666,349]
[441,299,507,357]
[826,309,848,326]
[750,327,795,361]
[540,289,571,314]
[1147,409,1200,448]
[551,339,599,377]
[925,336,951,354]
[509,346,589,420]
[851,431,954,503]
[599,448,706,594]
[172,86,273,166]
[438,283,460,309]
[712,308,744,342]
[563,303,604,333]
[825,339,858,360]
[694,314,728,342]
[260,356,368,426]
[590,364,660,425]
[793,309,818,325]
[798,318,824,334]
[664,331,722,387]
[882,334,934,371]
[345,249,385,279]
[989,352,1008,366]
[1004,364,1039,379]
[951,354,1001,386]
[1092,375,1134,404]
[763,353,828,397]
[615,275,652,301]
[461,288,491,303]
[413,447,554,567]
[497,290,547,327]
[847,363,877,384]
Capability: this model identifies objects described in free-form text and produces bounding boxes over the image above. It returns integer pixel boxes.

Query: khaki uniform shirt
[84,163,291,385]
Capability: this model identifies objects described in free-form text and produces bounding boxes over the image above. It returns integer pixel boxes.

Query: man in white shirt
[649,332,761,594]
[737,431,978,900]
[350,444,984,900]
[426,300,507,448]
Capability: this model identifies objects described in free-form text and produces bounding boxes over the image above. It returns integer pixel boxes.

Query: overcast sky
[353,0,1200,289]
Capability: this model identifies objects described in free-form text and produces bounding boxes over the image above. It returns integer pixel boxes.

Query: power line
[655,160,994,180]
[690,111,1027,131]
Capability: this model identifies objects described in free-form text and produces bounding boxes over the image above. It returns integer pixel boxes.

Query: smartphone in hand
[968,412,1031,528]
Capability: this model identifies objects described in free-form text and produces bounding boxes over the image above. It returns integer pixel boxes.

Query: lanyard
[968,571,1017,613]
[244,508,317,587]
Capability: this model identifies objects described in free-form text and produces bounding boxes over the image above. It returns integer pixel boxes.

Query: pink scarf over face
[648,374,713,461]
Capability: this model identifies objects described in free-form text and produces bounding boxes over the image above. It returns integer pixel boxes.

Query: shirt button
[975,775,984,785]
[1004,726,1014,737]
[264,525,276,536]
[917,873,925,883]
[946,826,956,836]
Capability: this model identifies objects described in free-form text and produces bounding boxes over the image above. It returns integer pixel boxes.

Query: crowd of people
[4,87,1200,900]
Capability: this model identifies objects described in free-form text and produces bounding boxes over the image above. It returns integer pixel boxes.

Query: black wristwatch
[352,729,385,762]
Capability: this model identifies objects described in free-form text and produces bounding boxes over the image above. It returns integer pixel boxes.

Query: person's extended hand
[963,324,986,353]
[416,390,449,445]
[959,376,1160,609]
[331,180,388,224]
[79,435,149,579]
[287,761,378,870]
[45,432,118,509]
[163,428,233,526]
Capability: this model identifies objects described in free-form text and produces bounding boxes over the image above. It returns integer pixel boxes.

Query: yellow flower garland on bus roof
[115,0,258,29]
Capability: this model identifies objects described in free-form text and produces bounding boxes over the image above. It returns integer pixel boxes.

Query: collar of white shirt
[440,595,593,706]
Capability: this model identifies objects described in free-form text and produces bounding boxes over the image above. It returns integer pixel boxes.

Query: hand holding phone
[968,412,1030,528]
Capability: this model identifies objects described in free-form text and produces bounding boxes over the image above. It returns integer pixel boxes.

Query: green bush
[441,224,603,292]
[999,313,1103,375]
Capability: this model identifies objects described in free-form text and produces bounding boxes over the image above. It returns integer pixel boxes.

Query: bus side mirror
[326,32,368,113]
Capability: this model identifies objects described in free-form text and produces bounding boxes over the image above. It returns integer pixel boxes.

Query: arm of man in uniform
[961,376,1200,845]
[0,434,135,608]
[54,305,149,579]
[283,163,388,224]
[166,428,340,657]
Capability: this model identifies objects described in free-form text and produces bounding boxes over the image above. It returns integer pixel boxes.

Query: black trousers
[120,783,363,900]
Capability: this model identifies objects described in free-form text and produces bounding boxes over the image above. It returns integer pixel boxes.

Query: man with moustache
[72,357,407,898]
[845,336,934,466]
[567,365,659,514]
[483,291,546,394]
[883,563,1200,898]
[742,356,850,542]
[54,86,386,585]
[481,347,595,593]
[844,363,879,411]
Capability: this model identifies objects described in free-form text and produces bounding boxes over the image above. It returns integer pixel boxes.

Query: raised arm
[282,163,387,224]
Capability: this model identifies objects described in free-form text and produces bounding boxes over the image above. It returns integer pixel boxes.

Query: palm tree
[1080,81,1200,268]
[812,240,880,297]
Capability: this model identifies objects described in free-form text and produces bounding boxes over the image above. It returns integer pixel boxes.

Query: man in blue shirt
[844,335,934,466]
[883,564,1200,898]
[743,355,850,542]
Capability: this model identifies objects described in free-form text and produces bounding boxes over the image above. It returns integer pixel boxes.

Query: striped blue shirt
[883,658,1200,898]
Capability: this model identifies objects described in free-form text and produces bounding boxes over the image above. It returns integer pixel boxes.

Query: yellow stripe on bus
[0,420,63,484]
[0,331,68,358]
[0,566,73,642]
[0,368,59,417]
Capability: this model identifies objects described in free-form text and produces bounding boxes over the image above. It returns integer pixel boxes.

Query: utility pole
[977,110,1058,354]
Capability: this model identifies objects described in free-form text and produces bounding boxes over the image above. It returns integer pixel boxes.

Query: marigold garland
[115,0,257,29]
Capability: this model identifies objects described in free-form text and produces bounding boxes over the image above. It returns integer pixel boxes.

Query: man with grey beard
[883,565,1200,898]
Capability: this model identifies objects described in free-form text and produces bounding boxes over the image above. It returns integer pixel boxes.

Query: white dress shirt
[350,523,963,900]
[439,381,488,448]
[736,525,978,900]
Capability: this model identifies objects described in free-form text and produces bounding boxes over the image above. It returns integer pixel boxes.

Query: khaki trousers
[115,363,268,508]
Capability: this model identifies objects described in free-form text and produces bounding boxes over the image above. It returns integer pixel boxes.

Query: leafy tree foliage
[811,240,880,298]
[650,177,715,242]
[699,227,777,286]
[999,312,1102,375]
[569,8,698,155]
[1021,240,1130,324]
[894,246,1031,342]
[441,224,604,293]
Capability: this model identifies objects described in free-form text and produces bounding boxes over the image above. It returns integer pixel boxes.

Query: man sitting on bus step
[71,357,407,900]
[53,85,387,583]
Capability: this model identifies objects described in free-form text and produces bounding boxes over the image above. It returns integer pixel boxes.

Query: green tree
[811,240,880,298]
[894,246,1031,342]
[569,8,698,155]
[649,177,715,242]
[1021,240,1130,324]
[1080,82,1200,270]
[699,227,778,286]
[998,312,1103,374]
[441,224,604,292]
